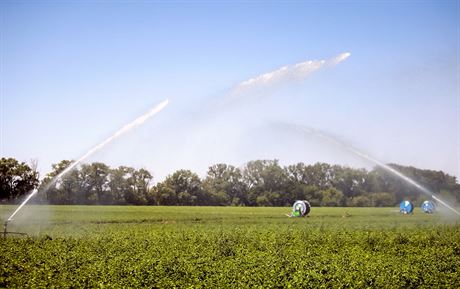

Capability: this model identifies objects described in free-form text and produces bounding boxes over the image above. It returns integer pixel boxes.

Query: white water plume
[173,53,352,179]
[45,99,169,190]
[231,52,351,95]
[280,122,460,216]
[6,189,39,222]
[7,99,169,222]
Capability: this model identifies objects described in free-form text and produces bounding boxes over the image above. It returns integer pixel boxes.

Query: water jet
[277,122,460,217]
[4,99,169,231]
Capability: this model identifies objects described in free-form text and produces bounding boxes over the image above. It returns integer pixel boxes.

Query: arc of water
[283,123,460,216]
[7,99,169,222]
[6,189,39,222]
[228,52,351,99]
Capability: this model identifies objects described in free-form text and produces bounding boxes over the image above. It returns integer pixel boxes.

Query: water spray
[224,52,351,103]
[6,189,39,222]
[431,195,460,215]
[2,220,28,238]
[280,122,460,216]
[40,99,169,194]
[3,99,169,236]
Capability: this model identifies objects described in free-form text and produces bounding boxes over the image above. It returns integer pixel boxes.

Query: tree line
[1,157,459,206]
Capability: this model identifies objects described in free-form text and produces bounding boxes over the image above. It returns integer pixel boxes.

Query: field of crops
[1,205,459,288]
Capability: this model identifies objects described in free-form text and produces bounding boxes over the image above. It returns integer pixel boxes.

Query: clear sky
[1,0,459,182]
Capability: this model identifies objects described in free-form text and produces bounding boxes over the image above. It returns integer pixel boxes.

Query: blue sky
[1,0,459,182]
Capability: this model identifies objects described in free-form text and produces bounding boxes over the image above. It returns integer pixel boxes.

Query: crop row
[2,223,459,288]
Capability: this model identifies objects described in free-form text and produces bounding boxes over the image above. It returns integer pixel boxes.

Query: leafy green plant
[1,206,459,288]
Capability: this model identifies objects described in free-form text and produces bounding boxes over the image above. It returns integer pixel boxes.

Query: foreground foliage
[1,206,459,288]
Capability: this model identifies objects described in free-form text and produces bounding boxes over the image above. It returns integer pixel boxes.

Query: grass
[1,205,459,287]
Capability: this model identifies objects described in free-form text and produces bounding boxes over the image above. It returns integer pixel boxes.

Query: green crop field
[1,205,459,288]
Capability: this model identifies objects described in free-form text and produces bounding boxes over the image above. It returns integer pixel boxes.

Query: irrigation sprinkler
[287,200,311,217]
[399,200,414,215]
[421,200,436,214]
[279,123,460,217]
[2,220,28,238]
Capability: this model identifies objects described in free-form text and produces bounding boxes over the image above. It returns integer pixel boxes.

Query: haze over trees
[1,157,459,206]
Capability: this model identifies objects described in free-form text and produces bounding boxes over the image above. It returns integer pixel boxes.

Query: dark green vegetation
[1,206,459,288]
[0,158,39,201]
[2,157,459,207]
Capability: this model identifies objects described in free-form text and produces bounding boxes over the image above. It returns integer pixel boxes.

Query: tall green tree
[286,162,324,205]
[286,162,335,190]
[330,166,368,201]
[242,160,289,206]
[154,170,202,206]
[125,168,152,205]
[321,188,344,207]
[108,166,134,205]
[0,157,39,201]
[79,163,110,204]
[202,163,246,206]
[40,160,81,204]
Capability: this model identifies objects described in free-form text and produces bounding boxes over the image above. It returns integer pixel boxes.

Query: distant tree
[320,188,344,207]
[370,164,460,204]
[40,160,81,204]
[256,194,271,206]
[288,183,322,206]
[370,192,395,207]
[286,163,333,190]
[365,170,386,193]
[33,158,460,207]
[0,157,39,201]
[349,195,372,207]
[202,163,247,206]
[242,160,289,206]
[154,170,202,206]
[77,163,110,204]
[108,166,133,205]
[286,163,329,205]
[330,166,368,200]
[126,168,152,205]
